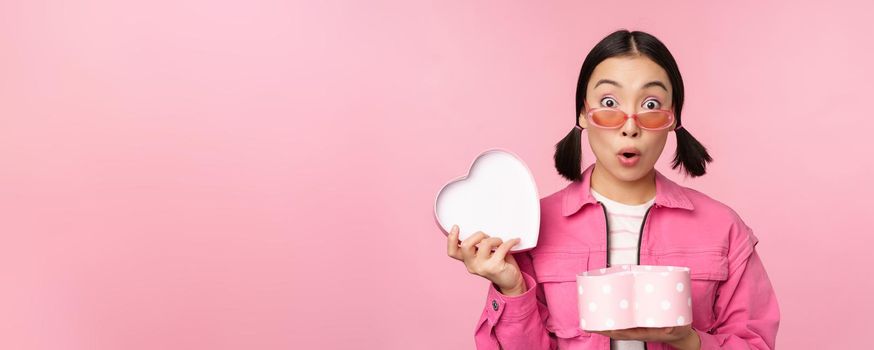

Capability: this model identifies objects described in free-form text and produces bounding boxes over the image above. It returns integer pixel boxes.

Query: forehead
[587,56,672,94]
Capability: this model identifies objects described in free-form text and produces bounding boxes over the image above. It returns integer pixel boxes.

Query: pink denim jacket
[474,164,780,349]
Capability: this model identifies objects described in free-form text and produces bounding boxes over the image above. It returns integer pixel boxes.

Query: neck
[590,161,656,205]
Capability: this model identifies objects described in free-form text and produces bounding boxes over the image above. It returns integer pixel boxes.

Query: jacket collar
[562,163,694,216]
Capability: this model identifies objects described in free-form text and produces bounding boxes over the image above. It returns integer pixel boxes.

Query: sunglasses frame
[582,101,676,131]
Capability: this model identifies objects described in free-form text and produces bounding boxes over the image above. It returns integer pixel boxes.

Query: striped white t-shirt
[590,187,655,350]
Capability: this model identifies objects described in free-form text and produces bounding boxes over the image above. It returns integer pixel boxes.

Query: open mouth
[617,147,641,166]
[618,147,641,158]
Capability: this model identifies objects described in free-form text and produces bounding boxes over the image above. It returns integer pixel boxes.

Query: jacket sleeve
[694,217,781,349]
[473,249,557,349]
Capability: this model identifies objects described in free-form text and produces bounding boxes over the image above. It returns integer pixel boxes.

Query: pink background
[1,1,871,349]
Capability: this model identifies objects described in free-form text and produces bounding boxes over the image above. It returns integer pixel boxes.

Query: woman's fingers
[475,237,504,261]
[449,229,520,279]
[446,225,462,261]
[459,231,488,266]
[491,237,520,263]
[590,326,689,343]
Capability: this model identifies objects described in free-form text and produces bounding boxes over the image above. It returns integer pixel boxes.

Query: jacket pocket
[529,251,591,339]
[656,250,728,332]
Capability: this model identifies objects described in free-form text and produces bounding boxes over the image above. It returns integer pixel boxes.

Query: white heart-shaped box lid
[433,149,540,252]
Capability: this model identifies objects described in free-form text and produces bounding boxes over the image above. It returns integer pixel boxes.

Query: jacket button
[492,300,499,311]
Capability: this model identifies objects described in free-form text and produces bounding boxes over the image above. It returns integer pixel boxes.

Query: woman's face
[578,55,677,182]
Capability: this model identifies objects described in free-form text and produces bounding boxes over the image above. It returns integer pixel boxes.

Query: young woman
[446,29,780,350]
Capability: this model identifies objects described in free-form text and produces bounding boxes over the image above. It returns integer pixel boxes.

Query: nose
[620,110,640,138]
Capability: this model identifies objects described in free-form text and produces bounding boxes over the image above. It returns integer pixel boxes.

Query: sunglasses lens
[637,111,671,129]
[591,110,626,127]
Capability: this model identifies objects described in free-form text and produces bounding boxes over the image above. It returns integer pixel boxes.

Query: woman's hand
[589,324,700,350]
[445,224,525,295]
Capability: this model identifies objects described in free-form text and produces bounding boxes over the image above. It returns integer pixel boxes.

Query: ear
[579,101,589,129]
[578,111,588,129]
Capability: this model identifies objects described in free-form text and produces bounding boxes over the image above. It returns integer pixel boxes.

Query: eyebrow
[594,79,668,92]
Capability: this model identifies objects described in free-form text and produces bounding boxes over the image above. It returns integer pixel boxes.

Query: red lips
[617,147,641,167]
[617,147,641,157]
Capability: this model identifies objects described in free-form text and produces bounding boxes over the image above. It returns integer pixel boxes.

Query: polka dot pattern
[577,264,693,331]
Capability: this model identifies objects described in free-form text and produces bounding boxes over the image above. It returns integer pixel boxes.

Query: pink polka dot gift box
[577,265,693,331]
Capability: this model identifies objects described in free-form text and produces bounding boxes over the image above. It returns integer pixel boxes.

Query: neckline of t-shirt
[590,187,655,211]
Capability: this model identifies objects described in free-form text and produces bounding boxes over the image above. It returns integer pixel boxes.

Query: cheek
[586,131,613,156]
[641,134,669,158]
